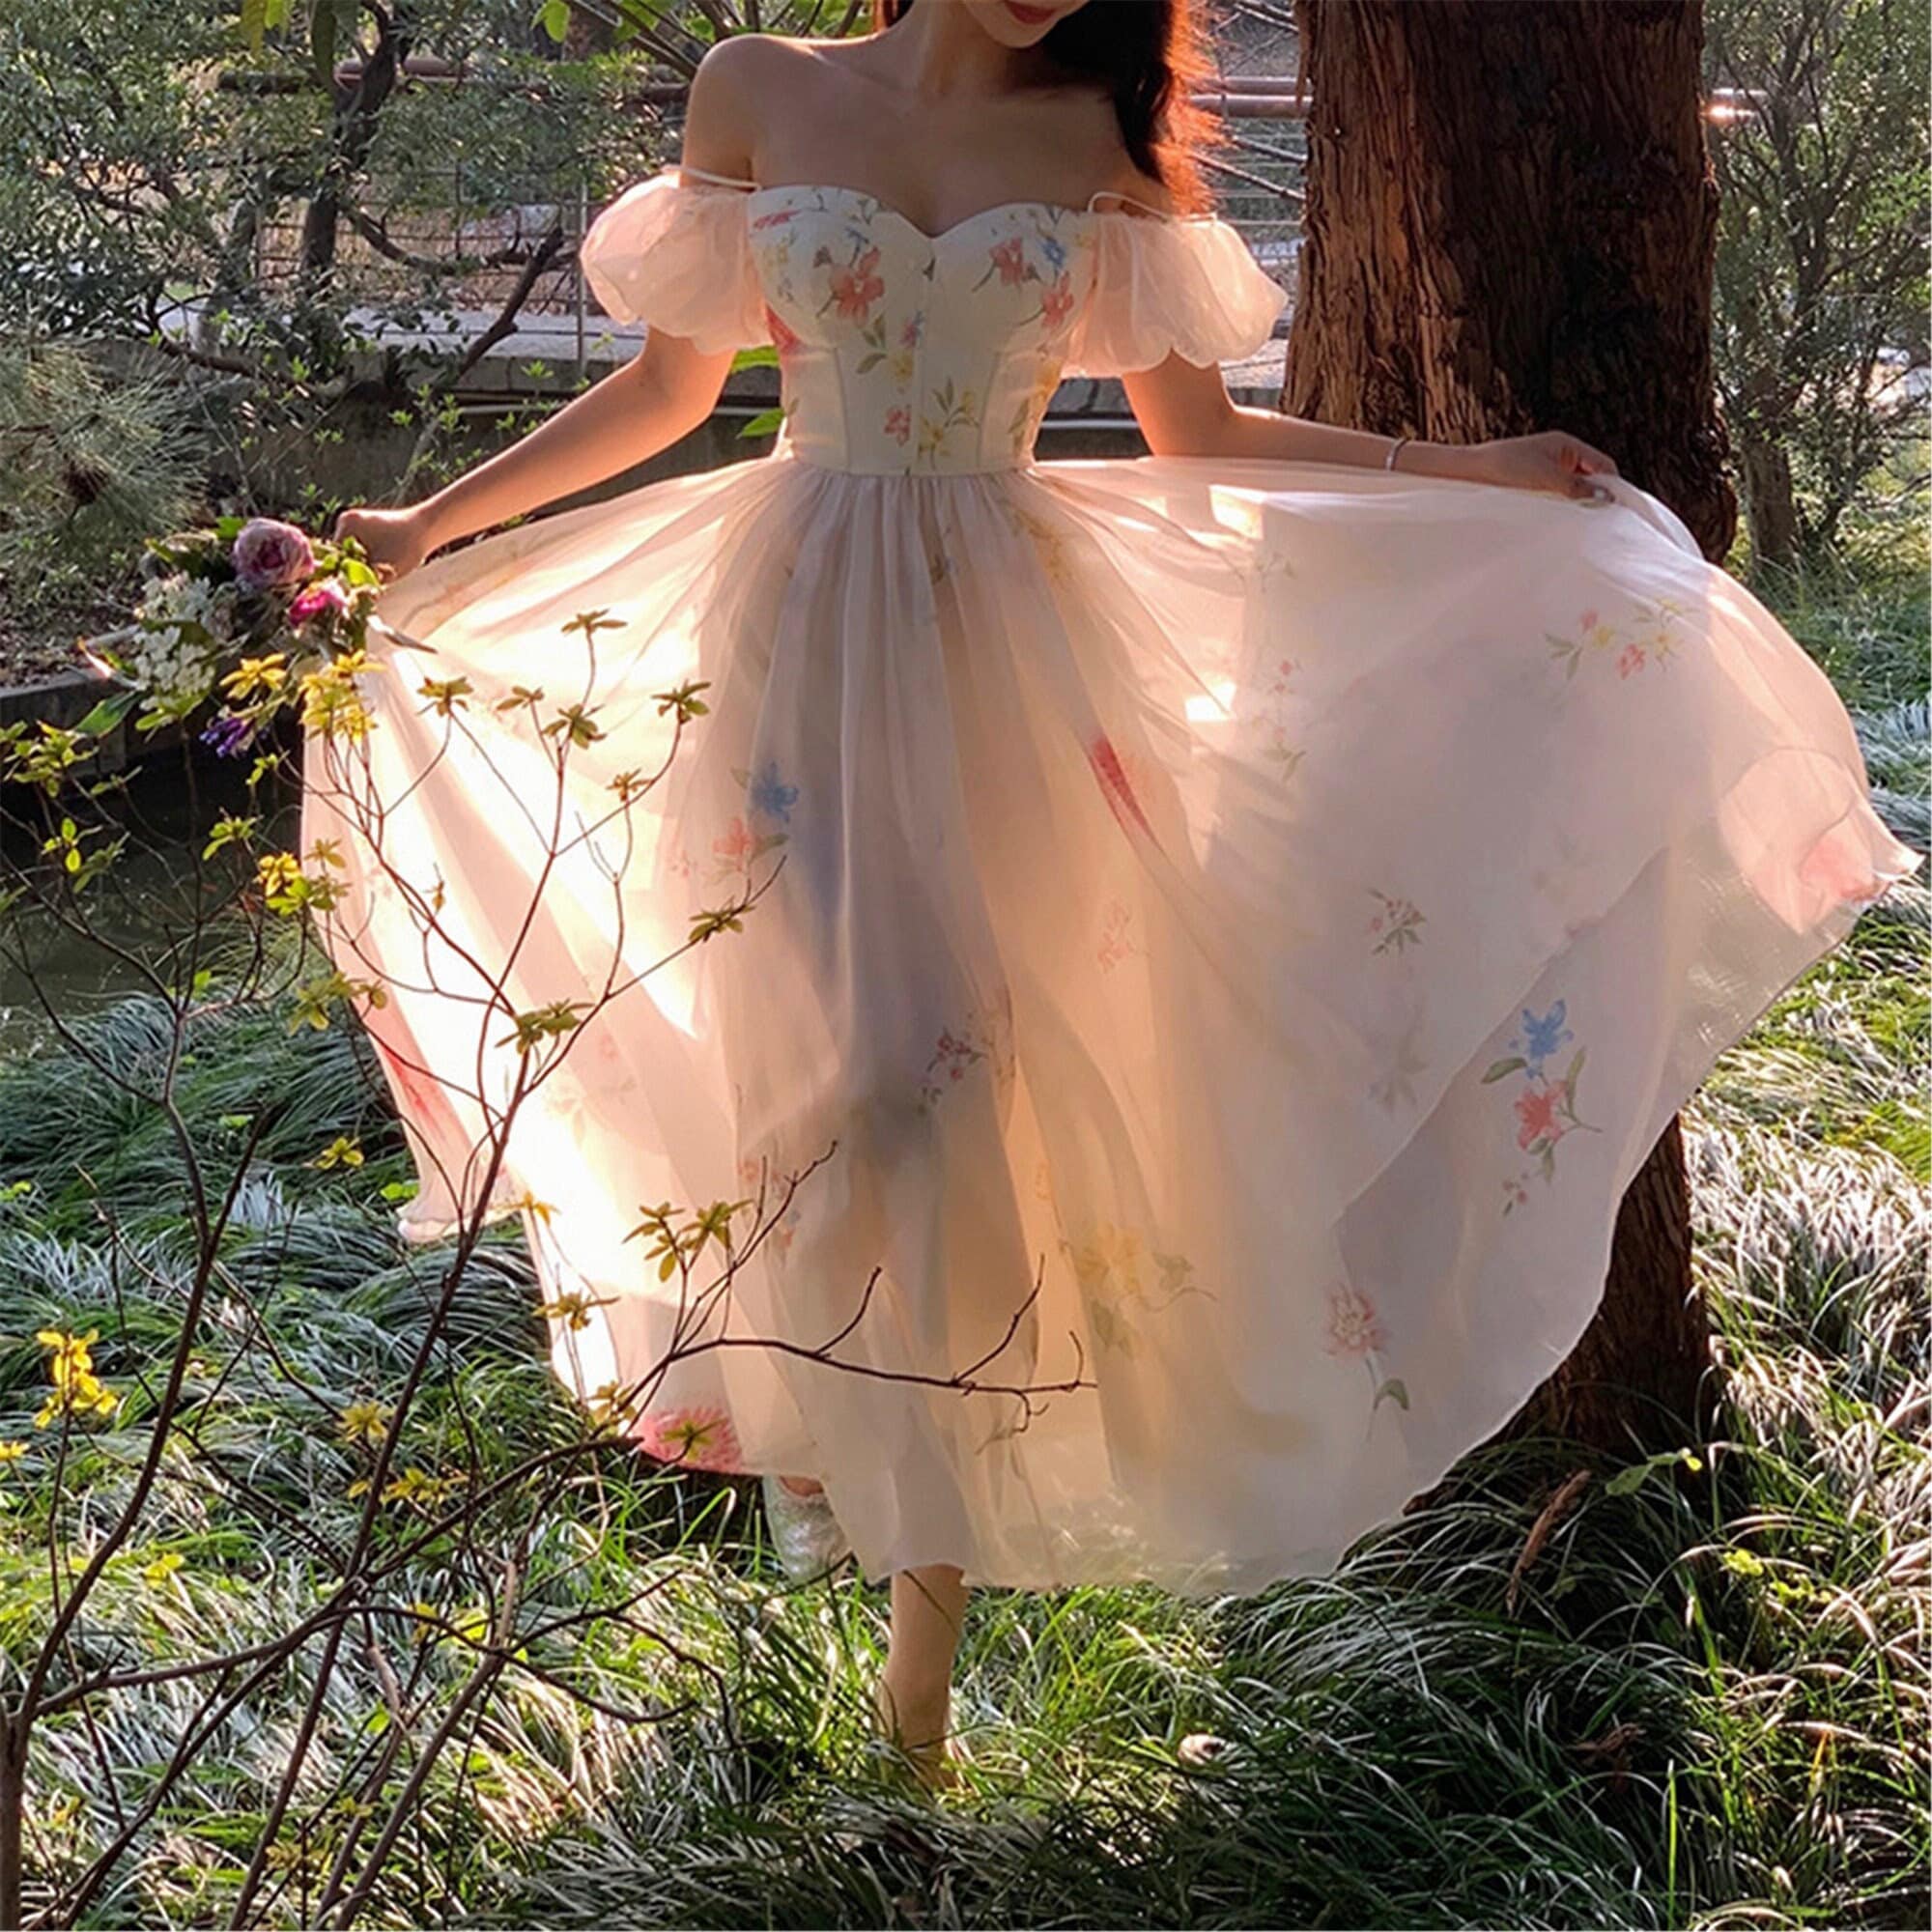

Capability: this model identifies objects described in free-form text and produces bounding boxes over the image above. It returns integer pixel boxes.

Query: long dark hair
[871,0,1219,213]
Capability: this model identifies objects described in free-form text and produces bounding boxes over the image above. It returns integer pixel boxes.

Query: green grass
[0,554,1925,1929]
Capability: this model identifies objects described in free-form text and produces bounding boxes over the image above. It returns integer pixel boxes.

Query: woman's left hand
[1458,430,1620,501]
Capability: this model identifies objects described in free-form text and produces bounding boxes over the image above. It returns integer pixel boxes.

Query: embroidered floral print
[1090,734,1159,845]
[917,991,1015,1113]
[1065,1220,1206,1358]
[1096,895,1144,973]
[743,186,1097,475]
[1547,598,1688,680]
[635,1405,743,1473]
[1367,889,1426,955]
[1484,999,1603,1208]
[1321,1282,1408,1414]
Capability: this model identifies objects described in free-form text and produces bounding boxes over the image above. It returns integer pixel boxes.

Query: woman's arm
[1122,354,1621,500]
[336,335,739,579]
[336,42,763,581]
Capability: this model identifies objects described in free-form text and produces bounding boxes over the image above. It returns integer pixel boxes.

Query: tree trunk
[1286,0,1731,1456]
[1738,431,1802,573]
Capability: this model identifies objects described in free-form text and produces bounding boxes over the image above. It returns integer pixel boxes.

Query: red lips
[1006,1,1057,24]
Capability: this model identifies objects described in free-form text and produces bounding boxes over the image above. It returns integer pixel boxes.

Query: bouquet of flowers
[78,516,390,757]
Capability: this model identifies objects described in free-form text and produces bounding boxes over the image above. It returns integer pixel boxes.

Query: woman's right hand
[334,504,434,584]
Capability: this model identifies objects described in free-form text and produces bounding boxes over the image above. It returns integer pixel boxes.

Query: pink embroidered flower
[751,209,797,231]
[1090,734,1157,844]
[884,405,911,444]
[635,1405,742,1473]
[1514,1083,1565,1151]
[1616,642,1646,678]
[1323,1283,1387,1358]
[290,579,349,627]
[1578,609,1599,632]
[989,236,1029,285]
[712,815,756,874]
[1039,274,1075,328]
[830,247,885,322]
[764,304,801,360]
[231,518,313,592]
[1096,897,1138,973]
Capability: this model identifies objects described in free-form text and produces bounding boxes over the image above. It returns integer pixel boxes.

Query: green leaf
[738,407,784,440]
[311,0,345,85]
[73,692,138,737]
[1373,1377,1408,1412]
[1480,1056,1526,1084]
[538,0,571,42]
[1604,1460,1656,1497]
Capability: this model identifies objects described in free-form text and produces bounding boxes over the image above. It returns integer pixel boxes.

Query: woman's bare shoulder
[683,32,860,170]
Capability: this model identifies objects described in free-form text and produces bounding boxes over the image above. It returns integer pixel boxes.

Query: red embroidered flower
[830,246,885,322]
[764,304,801,359]
[1616,642,1646,678]
[989,236,1029,285]
[635,1405,742,1473]
[1514,1084,1565,1151]
[751,209,796,231]
[372,1027,464,1144]
[1039,274,1074,328]
[1090,734,1157,844]
[884,405,911,444]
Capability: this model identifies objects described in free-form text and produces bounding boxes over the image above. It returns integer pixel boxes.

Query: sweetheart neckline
[725,179,1215,246]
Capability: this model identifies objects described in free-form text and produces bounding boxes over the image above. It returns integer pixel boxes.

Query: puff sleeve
[578,169,767,355]
[1063,212,1288,379]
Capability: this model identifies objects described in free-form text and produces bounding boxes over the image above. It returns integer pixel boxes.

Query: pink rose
[290,579,350,626]
[232,518,314,592]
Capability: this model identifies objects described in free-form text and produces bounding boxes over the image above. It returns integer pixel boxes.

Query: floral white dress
[301,168,1920,1594]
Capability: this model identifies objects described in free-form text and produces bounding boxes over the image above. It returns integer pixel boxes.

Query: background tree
[1285,0,1734,1456]
[1704,0,1930,570]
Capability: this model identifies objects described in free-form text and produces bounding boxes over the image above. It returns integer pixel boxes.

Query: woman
[325,0,1918,1786]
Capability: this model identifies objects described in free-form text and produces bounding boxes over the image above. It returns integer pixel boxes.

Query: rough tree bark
[1286,0,1733,1455]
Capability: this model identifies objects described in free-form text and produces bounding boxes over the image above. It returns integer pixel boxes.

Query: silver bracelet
[1384,434,1412,472]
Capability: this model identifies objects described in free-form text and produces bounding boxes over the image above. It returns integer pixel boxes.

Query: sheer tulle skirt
[301,450,1919,1594]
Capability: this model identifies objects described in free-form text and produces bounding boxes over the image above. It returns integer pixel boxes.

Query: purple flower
[289,579,350,627]
[231,519,313,593]
[199,712,257,757]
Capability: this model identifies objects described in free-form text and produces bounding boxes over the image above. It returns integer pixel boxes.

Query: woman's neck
[878,4,1059,100]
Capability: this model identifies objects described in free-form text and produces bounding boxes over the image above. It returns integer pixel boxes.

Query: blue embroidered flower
[748,759,799,824]
[1513,1001,1574,1075]
[1040,233,1067,271]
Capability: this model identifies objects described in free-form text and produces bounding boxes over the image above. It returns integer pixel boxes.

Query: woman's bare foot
[871,1671,963,1792]
[870,1564,969,1793]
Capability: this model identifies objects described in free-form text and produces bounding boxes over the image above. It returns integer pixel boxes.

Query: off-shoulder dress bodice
[579,170,1287,476]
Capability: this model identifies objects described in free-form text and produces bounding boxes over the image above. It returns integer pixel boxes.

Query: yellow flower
[221,652,288,698]
[339,1400,391,1445]
[298,650,382,741]
[537,1290,611,1332]
[0,1440,27,1464]
[34,1327,120,1428]
[311,1135,364,1170]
